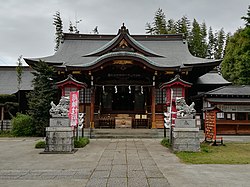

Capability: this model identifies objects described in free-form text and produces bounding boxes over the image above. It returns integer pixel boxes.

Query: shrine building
[23,24,227,129]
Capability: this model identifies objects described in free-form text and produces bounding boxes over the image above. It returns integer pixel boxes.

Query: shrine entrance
[93,63,153,129]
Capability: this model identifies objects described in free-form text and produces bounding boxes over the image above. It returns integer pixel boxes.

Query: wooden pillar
[90,88,95,128]
[151,87,156,128]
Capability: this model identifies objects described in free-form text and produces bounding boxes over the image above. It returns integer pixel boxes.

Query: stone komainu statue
[175,97,196,119]
[49,96,70,117]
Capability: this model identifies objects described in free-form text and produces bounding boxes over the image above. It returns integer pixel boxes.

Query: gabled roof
[197,72,231,85]
[56,74,87,88]
[159,74,192,89]
[84,24,163,57]
[24,24,221,74]
[205,85,250,96]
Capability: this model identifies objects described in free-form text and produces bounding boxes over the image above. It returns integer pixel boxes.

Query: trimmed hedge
[11,113,35,136]
[74,137,90,148]
[35,141,45,148]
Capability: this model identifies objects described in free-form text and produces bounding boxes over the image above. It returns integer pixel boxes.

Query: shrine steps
[81,128,168,139]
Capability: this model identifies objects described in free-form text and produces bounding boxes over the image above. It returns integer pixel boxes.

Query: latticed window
[172,87,182,99]
[155,89,166,104]
[84,88,91,104]
[64,87,77,97]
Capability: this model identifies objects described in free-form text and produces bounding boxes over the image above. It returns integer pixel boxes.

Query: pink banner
[69,91,79,127]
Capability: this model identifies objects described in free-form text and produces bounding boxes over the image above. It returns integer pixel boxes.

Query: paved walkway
[0,137,250,187]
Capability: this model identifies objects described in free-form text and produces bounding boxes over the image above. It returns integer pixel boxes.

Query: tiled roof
[197,72,231,85]
[24,26,219,70]
[205,85,250,96]
[0,67,34,94]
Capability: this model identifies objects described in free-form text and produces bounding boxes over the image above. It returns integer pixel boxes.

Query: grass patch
[0,130,13,137]
[74,137,90,148]
[175,142,250,164]
[161,138,171,148]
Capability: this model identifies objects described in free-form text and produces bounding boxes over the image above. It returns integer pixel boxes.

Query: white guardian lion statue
[49,96,70,117]
[175,97,196,119]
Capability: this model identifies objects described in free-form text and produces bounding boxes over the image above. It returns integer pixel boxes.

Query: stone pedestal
[172,119,200,152]
[44,118,75,153]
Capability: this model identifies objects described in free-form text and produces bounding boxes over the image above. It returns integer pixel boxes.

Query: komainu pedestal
[172,97,200,152]
[45,118,74,153]
[44,97,75,153]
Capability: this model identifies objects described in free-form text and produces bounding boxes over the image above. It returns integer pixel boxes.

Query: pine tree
[207,27,214,59]
[53,11,63,51]
[27,61,57,136]
[188,19,203,57]
[200,22,208,58]
[69,21,74,33]
[241,5,250,27]
[166,19,176,34]
[176,16,190,38]
[153,8,167,34]
[214,28,225,59]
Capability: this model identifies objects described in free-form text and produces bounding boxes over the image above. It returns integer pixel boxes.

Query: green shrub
[35,141,45,148]
[161,138,171,148]
[0,130,13,137]
[11,113,35,136]
[74,137,89,148]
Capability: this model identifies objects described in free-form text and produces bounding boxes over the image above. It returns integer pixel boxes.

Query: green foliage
[27,60,57,136]
[241,5,250,27]
[11,113,35,136]
[35,141,45,148]
[16,55,23,91]
[175,142,250,164]
[53,11,63,51]
[161,138,171,148]
[0,130,13,137]
[74,137,90,148]
[146,8,227,59]
[222,27,250,85]
[0,94,16,104]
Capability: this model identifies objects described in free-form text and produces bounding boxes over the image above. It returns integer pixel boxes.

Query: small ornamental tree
[16,55,23,112]
[53,11,63,51]
[27,60,57,136]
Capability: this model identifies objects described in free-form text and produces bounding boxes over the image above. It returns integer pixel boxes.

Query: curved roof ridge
[70,51,172,68]
[83,34,121,56]
[83,25,164,57]
[126,34,164,57]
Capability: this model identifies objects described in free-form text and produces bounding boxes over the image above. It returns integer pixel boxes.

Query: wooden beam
[151,87,156,128]
[90,88,95,128]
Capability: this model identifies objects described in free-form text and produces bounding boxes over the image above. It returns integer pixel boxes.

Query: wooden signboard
[204,110,217,142]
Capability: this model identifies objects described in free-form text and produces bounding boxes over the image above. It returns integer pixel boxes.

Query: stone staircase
[78,128,168,139]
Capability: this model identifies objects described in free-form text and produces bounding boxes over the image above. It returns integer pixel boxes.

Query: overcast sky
[0,0,249,65]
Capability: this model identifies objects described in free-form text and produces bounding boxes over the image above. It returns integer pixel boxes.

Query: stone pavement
[0,137,250,187]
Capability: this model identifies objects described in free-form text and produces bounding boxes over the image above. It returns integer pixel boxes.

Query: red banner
[69,91,79,127]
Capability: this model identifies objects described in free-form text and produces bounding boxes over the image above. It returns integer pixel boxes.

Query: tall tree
[222,6,250,85]
[214,28,225,59]
[200,22,208,58]
[53,11,63,51]
[241,5,250,27]
[146,8,167,34]
[207,27,215,59]
[176,16,190,38]
[16,55,23,112]
[188,19,204,57]
[27,61,57,136]
[166,19,176,34]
